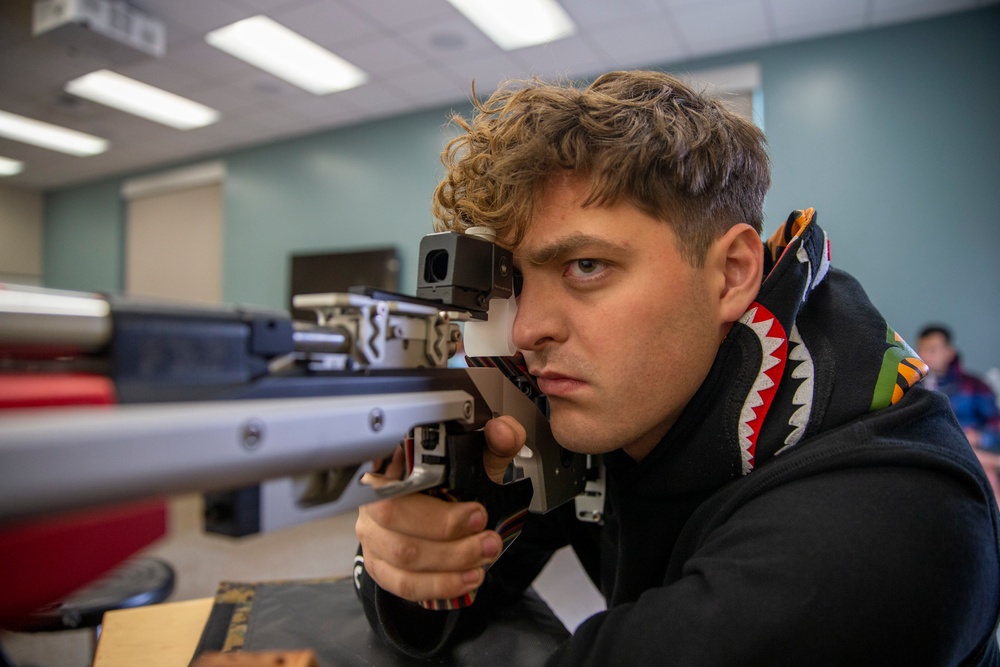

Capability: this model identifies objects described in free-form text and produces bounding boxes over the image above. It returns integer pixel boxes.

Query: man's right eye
[512,268,523,297]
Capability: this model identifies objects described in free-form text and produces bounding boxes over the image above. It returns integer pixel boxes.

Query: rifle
[0,230,604,620]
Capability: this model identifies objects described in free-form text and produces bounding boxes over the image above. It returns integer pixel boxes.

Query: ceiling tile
[381,63,469,104]
[685,31,774,60]
[225,0,316,12]
[218,68,319,104]
[279,91,364,123]
[562,0,664,25]
[658,0,725,7]
[166,38,255,81]
[0,137,67,173]
[767,0,868,38]
[321,80,416,116]
[588,14,689,69]
[219,105,312,138]
[0,47,104,108]
[338,0,457,31]
[442,52,540,96]
[514,36,613,81]
[117,56,205,93]
[173,80,265,115]
[140,0,253,45]
[333,34,431,77]
[271,1,383,48]
[396,13,501,60]
[669,0,772,55]
[79,112,170,144]
[13,94,119,139]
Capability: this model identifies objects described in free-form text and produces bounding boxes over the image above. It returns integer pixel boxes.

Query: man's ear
[710,223,764,323]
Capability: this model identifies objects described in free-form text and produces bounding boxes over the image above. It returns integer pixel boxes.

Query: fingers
[358,521,499,584]
[358,519,501,600]
[355,418,528,602]
[361,492,487,541]
[483,415,526,484]
[357,495,503,602]
[364,553,487,603]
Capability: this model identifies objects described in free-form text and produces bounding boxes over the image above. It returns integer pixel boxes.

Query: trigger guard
[372,465,445,500]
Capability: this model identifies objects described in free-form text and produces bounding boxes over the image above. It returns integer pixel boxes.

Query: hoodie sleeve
[353,551,464,658]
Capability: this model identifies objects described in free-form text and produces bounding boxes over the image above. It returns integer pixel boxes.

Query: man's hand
[355,416,526,603]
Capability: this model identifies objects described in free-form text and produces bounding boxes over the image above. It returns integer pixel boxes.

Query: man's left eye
[567,259,607,278]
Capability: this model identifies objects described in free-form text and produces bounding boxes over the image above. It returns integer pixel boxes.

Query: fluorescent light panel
[447,0,576,50]
[66,70,220,130]
[0,156,24,176]
[0,110,108,157]
[206,16,368,95]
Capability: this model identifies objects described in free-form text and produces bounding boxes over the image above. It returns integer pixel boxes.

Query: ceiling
[0,0,995,191]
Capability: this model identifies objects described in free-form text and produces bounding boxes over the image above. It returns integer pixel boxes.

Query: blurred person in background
[918,324,1000,502]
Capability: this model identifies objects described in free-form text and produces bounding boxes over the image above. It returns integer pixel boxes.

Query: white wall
[0,184,42,285]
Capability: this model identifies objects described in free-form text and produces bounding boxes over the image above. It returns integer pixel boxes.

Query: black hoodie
[357,211,1000,666]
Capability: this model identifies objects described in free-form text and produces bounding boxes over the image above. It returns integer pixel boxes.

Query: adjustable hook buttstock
[418,430,534,611]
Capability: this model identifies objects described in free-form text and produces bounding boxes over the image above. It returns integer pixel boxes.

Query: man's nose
[511,278,563,352]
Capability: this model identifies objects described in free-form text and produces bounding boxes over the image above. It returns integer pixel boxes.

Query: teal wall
[43,179,123,293]
[221,107,459,307]
[43,7,1000,373]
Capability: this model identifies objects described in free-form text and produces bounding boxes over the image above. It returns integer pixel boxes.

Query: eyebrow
[517,233,628,267]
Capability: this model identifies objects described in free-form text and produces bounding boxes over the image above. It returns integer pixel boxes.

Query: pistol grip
[418,430,534,610]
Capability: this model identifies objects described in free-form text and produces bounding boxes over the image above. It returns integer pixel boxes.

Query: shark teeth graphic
[737,305,788,475]
[796,228,832,300]
[813,230,831,290]
[775,324,814,456]
[796,244,813,302]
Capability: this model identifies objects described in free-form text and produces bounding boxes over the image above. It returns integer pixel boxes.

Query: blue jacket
[930,357,1000,450]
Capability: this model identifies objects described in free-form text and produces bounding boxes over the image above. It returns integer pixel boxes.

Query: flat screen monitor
[288,247,400,322]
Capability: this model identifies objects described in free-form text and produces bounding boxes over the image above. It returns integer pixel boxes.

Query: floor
[2,494,605,666]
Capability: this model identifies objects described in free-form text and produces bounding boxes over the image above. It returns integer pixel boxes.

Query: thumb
[483,416,526,484]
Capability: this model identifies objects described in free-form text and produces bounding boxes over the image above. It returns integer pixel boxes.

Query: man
[917,324,1000,504]
[917,325,1000,451]
[354,71,1000,664]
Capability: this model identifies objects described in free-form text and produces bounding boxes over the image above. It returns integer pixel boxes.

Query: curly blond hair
[432,70,770,265]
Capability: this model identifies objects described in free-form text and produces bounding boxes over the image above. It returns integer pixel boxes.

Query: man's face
[917,332,955,376]
[511,176,728,461]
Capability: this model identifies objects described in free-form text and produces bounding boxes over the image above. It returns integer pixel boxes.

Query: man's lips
[531,370,586,397]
